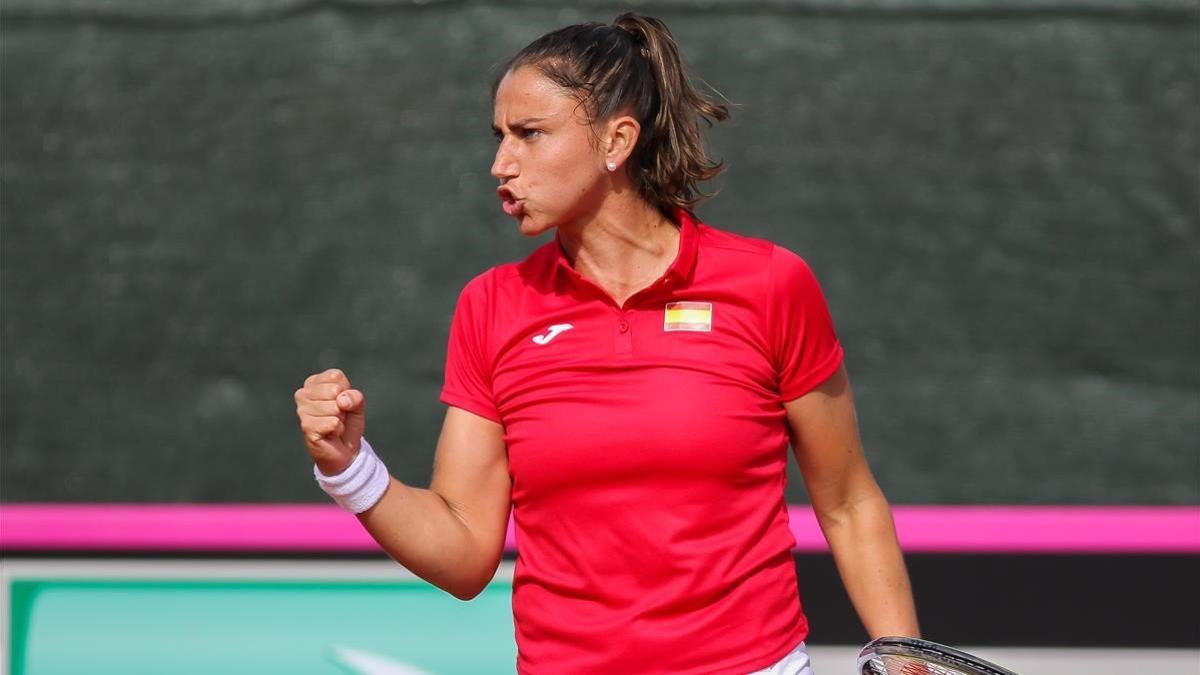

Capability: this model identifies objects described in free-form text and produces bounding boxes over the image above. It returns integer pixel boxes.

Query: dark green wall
[2,1,1197,503]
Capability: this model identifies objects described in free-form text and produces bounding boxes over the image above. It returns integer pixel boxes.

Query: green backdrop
[2,0,1197,503]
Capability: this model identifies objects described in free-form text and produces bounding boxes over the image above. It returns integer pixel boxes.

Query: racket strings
[865,656,974,675]
[865,654,1001,675]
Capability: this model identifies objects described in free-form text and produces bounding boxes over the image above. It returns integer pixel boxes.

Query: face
[491,66,610,237]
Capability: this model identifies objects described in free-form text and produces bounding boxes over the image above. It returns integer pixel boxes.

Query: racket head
[858,636,1019,675]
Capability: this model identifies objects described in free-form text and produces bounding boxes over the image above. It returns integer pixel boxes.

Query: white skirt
[746,641,814,675]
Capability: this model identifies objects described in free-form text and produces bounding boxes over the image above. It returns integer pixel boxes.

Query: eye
[520,128,542,140]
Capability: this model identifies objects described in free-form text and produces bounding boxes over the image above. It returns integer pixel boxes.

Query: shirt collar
[552,207,700,291]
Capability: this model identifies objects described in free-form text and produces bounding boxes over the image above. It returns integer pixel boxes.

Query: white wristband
[314,438,390,513]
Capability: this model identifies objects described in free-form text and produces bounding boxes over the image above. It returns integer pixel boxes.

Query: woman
[295,13,919,674]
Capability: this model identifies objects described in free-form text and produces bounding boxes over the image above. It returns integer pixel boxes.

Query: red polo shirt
[440,210,843,674]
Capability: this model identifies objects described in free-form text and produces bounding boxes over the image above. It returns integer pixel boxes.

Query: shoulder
[458,240,556,295]
[454,267,497,307]
[695,220,817,284]
[769,243,819,287]
[696,221,775,259]
[453,237,561,317]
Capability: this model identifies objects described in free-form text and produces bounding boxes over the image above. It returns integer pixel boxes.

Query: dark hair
[493,12,730,215]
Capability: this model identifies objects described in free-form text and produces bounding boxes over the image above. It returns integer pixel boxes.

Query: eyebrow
[491,116,549,134]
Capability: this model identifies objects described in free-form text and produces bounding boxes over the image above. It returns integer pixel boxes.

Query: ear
[603,114,641,172]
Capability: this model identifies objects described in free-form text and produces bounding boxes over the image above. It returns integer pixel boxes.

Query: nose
[491,137,518,181]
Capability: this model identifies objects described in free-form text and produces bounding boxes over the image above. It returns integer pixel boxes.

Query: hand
[294,368,366,476]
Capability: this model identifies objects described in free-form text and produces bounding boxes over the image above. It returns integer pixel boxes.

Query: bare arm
[358,407,511,600]
[785,364,920,639]
[296,369,511,600]
[360,407,512,599]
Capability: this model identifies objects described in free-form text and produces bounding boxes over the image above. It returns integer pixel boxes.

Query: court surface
[4,559,1195,674]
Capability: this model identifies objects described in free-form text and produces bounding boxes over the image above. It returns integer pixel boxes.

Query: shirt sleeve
[439,271,503,423]
[768,244,845,401]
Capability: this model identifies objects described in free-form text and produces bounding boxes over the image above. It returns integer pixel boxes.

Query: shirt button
[618,321,629,333]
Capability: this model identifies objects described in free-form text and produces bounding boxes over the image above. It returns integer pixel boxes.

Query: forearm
[817,492,920,639]
[357,478,498,600]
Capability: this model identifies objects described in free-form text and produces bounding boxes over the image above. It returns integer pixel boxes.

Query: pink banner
[1,503,1196,554]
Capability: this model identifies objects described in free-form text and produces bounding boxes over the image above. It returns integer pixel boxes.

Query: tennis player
[295,12,919,674]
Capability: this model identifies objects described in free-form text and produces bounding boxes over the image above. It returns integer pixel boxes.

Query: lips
[497,186,525,218]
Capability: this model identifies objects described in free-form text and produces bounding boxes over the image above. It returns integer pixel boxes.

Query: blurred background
[1,0,1197,672]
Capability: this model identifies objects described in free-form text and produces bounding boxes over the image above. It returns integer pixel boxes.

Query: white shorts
[746,641,813,675]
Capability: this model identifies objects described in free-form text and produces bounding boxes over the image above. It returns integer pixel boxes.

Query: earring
[607,161,617,172]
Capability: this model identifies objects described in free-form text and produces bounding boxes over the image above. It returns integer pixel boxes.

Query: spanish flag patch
[664,302,713,332]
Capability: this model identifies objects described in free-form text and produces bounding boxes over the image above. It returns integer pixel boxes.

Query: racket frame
[858,636,1019,675]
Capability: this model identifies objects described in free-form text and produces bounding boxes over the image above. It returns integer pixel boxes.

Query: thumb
[337,389,366,448]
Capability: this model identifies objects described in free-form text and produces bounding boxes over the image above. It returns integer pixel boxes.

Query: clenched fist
[295,368,366,476]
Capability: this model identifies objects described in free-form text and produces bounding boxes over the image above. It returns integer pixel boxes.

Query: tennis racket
[858,637,1019,675]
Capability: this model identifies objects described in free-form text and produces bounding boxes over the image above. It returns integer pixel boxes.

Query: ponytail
[611,13,729,212]
[494,12,730,214]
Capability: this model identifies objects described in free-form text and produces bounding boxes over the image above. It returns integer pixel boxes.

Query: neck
[557,195,680,303]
